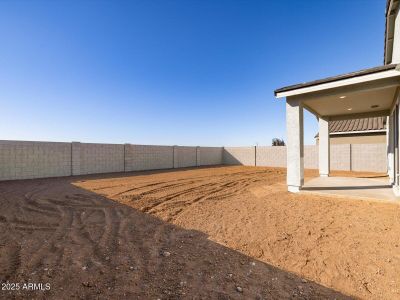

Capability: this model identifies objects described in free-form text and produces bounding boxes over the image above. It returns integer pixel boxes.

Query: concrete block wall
[256,146,286,167]
[174,146,197,168]
[255,146,319,169]
[0,140,388,181]
[0,140,71,180]
[73,143,125,175]
[198,147,223,166]
[125,144,174,171]
[71,142,81,176]
[331,144,351,171]
[255,146,317,169]
[351,144,387,173]
[223,147,256,166]
[0,141,223,180]
[224,144,387,173]
[196,147,201,166]
[304,145,318,169]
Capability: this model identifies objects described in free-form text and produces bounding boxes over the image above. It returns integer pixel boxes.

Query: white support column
[388,115,395,184]
[286,98,304,193]
[318,117,330,177]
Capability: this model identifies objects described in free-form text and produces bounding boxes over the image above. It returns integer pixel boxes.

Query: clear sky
[0,0,386,146]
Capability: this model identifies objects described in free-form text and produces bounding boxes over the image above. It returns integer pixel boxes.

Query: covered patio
[275,64,400,199]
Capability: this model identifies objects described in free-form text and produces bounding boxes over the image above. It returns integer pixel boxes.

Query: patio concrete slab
[302,176,399,201]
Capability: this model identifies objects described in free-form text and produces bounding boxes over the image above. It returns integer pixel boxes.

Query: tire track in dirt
[26,204,73,271]
[127,175,266,221]
[117,180,198,200]
[0,238,21,281]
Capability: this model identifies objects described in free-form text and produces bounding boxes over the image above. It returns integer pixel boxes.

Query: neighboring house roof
[315,117,387,138]
[274,64,397,96]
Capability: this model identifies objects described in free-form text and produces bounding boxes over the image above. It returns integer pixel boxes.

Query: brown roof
[274,64,397,96]
[315,117,387,138]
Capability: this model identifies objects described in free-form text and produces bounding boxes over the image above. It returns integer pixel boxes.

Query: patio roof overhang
[275,64,400,120]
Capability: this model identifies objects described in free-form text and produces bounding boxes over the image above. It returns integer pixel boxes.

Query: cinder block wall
[199,147,223,166]
[256,146,318,169]
[73,142,125,175]
[304,145,318,169]
[351,144,387,172]
[223,147,256,166]
[0,140,388,181]
[256,146,286,167]
[174,146,197,168]
[125,144,174,171]
[0,140,71,180]
[0,141,224,180]
[224,145,387,173]
[331,144,351,171]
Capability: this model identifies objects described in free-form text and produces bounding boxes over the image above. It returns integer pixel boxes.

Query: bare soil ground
[0,166,398,299]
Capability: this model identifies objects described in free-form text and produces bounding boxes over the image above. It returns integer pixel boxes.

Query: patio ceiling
[302,82,397,118]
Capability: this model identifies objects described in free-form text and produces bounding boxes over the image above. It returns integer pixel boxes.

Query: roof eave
[274,64,399,99]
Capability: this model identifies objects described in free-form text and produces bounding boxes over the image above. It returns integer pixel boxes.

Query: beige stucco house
[315,116,387,145]
[275,0,400,195]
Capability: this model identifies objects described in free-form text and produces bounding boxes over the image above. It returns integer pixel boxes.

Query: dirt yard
[0,166,399,299]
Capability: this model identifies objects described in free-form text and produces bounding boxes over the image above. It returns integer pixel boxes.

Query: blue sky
[0,0,386,146]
